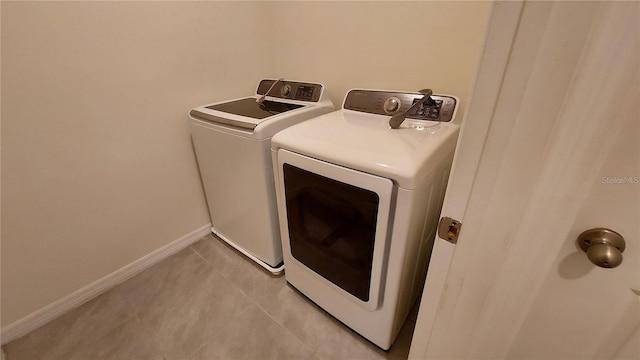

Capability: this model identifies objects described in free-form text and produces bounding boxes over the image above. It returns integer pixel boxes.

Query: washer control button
[383,97,402,114]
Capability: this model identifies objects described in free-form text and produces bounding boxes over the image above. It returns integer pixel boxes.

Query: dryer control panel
[343,89,457,122]
[257,79,323,102]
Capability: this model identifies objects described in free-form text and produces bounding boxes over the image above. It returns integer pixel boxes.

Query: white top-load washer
[189,79,334,274]
[271,89,459,349]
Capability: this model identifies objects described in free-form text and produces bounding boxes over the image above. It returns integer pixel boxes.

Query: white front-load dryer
[271,89,460,349]
[189,79,334,274]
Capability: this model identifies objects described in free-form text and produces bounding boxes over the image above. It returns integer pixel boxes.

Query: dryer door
[277,149,393,310]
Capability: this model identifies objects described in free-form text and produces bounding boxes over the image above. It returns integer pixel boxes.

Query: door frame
[409,0,639,358]
[408,1,523,356]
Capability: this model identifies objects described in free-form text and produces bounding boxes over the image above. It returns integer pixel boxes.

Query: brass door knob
[577,228,626,268]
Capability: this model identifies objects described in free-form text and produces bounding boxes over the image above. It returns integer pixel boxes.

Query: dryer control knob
[384,97,402,114]
[281,84,292,97]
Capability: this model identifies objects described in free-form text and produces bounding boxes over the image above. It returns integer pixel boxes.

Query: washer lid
[206,98,304,120]
[190,97,306,130]
[271,110,460,189]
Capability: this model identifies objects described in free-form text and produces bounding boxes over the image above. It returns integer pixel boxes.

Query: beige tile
[189,234,242,272]
[193,236,337,352]
[313,317,416,360]
[4,288,135,360]
[50,318,163,360]
[119,245,253,359]
[189,304,312,360]
[190,235,282,299]
[4,234,419,360]
[117,247,210,312]
[254,282,338,352]
[313,320,388,360]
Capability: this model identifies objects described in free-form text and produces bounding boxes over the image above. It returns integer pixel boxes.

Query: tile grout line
[73,290,138,347]
[112,283,172,360]
[190,236,385,359]
[187,240,247,295]
[307,325,335,360]
[113,243,222,360]
[189,238,321,358]
[250,296,319,358]
[185,241,264,359]
[188,236,275,299]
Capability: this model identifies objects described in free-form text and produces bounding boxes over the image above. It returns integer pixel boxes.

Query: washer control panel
[344,89,457,122]
[257,79,323,102]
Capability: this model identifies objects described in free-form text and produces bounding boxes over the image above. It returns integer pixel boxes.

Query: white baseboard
[0,224,212,345]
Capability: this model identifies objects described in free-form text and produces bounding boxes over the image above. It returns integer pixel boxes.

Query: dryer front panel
[277,149,393,310]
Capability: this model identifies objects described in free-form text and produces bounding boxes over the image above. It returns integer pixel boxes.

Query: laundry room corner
[1,0,276,339]
[1,0,494,352]
[270,1,492,120]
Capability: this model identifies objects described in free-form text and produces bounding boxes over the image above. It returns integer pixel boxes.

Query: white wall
[1,1,273,327]
[1,1,491,330]
[272,1,491,119]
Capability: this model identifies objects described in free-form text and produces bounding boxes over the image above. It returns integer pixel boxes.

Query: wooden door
[410,1,639,358]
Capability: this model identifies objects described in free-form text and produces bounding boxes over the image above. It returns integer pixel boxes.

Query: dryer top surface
[271,110,460,189]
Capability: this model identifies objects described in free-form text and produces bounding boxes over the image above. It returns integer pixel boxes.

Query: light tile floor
[3,234,419,360]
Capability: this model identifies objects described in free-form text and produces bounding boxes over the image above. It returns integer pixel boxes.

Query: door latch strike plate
[438,217,461,244]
